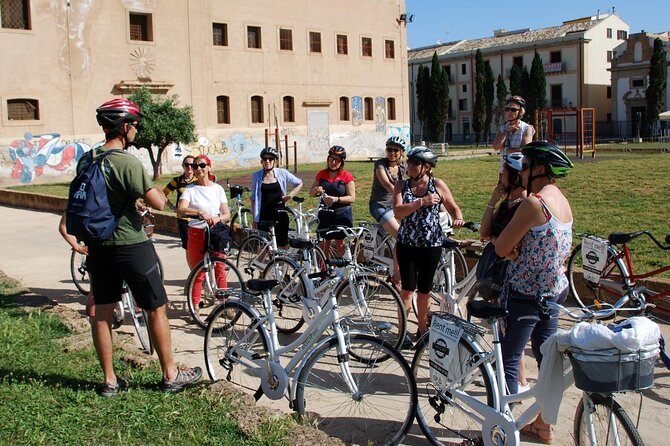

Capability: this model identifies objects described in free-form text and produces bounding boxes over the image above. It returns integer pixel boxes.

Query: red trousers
[187,226,227,305]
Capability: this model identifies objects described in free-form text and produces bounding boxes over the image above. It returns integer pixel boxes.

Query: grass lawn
[0,272,292,446]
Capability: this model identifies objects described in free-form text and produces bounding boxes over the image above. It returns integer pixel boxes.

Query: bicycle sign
[581,236,609,283]
[429,314,464,389]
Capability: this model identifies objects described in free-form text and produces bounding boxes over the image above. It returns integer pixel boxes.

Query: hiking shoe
[401,335,414,350]
[96,377,129,397]
[161,367,202,393]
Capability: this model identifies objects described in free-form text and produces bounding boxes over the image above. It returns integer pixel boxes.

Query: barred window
[212,23,228,46]
[129,13,152,41]
[336,34,348,55]
[216,96,230,124]
[384,40,395,59]
[283,96,295,122]
[1,0,30,30]
[339,97,349,121]
[7,98,39,120]
[309,31,322,53]
[251,95,264,123]
[279,28,292,51]
[361,37,372,57]
[387,98,396,120]
[364,97,373,120]
[247,26,262,49]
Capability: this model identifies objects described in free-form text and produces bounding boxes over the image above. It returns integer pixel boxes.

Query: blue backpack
[66,149,122,243]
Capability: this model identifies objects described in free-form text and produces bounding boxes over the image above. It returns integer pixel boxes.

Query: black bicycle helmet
[386,136,406,150]
[507,95,526,109]
[260,147,279,159]
[407,146,438,167]
[328,145,347,160]
[521,141,573,178]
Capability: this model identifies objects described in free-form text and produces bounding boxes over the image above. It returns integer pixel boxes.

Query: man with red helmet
[67,98,201,396]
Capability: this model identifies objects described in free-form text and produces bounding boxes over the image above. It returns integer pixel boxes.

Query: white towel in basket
[564,316,660,352]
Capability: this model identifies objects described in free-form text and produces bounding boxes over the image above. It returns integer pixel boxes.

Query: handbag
[475,243,510,301]
[208,221,233,252]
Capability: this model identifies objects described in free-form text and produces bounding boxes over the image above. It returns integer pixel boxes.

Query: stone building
[0,0,409,185]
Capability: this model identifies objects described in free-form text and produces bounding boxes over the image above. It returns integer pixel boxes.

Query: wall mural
[184,132,264,169]
[351,96,363,127]
[374,96,386,133]
[7,133,92,184]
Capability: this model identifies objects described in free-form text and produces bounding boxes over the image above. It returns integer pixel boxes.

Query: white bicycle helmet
[503,152,524,172]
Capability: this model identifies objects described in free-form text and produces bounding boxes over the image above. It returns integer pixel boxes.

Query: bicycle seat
[289,238,314,250]
[317,227,346,240]
[608,231,645,245]
[442,238,460,251]
[246,279,279,292]
[466,300,508,319]
[292,196,305,203]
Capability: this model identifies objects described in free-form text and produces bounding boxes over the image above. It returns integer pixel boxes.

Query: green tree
[495,73,509,127]
[646,37,667,131]
[528,51,547,127]
[484,61,495,144]
[129,87,197,180]
[520,66,531,122]
[415,65,431,140]
[509,65,522,96]
[428,52,450,142]
[472,50,486,145]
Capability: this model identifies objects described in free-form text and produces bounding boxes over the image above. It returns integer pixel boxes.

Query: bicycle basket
[230,185,245,198]
[568,347,658,393]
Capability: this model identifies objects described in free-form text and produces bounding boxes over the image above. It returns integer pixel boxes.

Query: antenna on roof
[612,6,615,14]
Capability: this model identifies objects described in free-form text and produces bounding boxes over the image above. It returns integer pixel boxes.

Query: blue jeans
[500,287,568,394]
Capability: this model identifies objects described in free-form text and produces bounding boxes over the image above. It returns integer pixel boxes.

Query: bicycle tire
[452,246,469,288]
[573,392,645,446]
[125,289,154,354]
[567,243,630,310]
[70,248,90,295]
[295,334,417,446]
[412,332,497,446]
[335,274,406,352]
[236,234,269,279]
[231,207,253,248]
[261,257,307,334]
[186,256,245,329]
[204,300,269,400]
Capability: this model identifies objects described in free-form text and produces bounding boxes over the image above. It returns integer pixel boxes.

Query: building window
[1,0,30,30]
[606,113,612,121]
[7,98,39,120]
[387,98,396,120]
[607,86,612,99]
[461,63,467,75]
[550,51,561,63]
[550,84,562,108]
[607,51,613,62]
[513,56,523,68]
[129,12,152,41]
[309,31,322,53]
[616,30,628,40]
[212,23,228,46]
[279,28,292,51]
[384,39,395,59]
[458,98,467,111]
[631,78,645,88]
[339,97,350,121]
[216,96,230,124]
[282,96,295,122]
[361,37,372,57]
[364,97,373,120]
[606,28,612,38]
[251,95,264,123]
[336,34,348,55]
[247,26,262,49]
[462,84,467,93]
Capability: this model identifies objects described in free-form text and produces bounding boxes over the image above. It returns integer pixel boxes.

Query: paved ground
[1,204,668,445]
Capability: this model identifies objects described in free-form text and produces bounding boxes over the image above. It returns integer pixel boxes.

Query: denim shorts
[369,201,395,225]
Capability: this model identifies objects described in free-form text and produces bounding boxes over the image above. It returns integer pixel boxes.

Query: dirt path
[1,205,668,445]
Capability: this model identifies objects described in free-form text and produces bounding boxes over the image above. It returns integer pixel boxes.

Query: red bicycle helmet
[96,98,142,130]
[328,145,347,160]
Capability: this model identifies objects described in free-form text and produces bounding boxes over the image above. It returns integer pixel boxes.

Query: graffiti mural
[185,132,264,169]
[387,124,411,145]
[374,96,386,133]
[307,111,330,156]
[7,133,92,184]
[351,96,363,127]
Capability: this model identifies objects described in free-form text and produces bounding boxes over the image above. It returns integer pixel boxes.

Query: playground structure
[537,107,596,158]
[265,128,298,172]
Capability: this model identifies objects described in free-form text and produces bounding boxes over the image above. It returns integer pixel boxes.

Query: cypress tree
[509,65,522,96]
[646,37,667,130]
[484,61,495,143]
[496,73,509,128]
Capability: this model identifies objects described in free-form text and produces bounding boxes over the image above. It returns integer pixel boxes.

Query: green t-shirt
[76,148,154,245]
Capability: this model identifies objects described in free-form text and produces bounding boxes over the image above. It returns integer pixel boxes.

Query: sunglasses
[190,162,209,169]
[129,122,142,131]
[504,107,520,112]
[407,159,423,166]
[261,157,275,162]
[182,162,194,168]
[328,156,342,163]
[386,147,400,153]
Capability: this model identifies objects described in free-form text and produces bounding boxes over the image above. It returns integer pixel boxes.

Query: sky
[405,0,670,49]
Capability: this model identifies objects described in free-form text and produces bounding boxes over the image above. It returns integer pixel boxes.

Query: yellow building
[1,0,409,185]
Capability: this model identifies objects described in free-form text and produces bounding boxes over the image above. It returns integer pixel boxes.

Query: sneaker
[96,377,129,397]
[161,367,202,393]
[401,335,414,350]
[517,382,531,393]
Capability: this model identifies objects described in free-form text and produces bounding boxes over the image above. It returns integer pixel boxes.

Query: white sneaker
[517,382,531,393]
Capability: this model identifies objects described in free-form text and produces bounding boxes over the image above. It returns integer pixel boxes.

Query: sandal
[96,377,129,397]
[520,421,554,444]
[161,367,202,393]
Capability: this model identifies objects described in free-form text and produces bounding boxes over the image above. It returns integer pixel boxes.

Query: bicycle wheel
[335,274,406,352]
[567,243,629,310]
[452,246,469,287]
[204,300,269,400]
[236,234,269,279]
[125,289,153,354]
[573,392,644,446]
[186,256,245,329]
[295,334,417,446]
[70,248,90,295]
[261,257,306,334]
[412,333,496,445]
[231,207,253,248]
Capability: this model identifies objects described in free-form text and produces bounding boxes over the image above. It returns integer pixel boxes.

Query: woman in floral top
[495,141,574,444]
